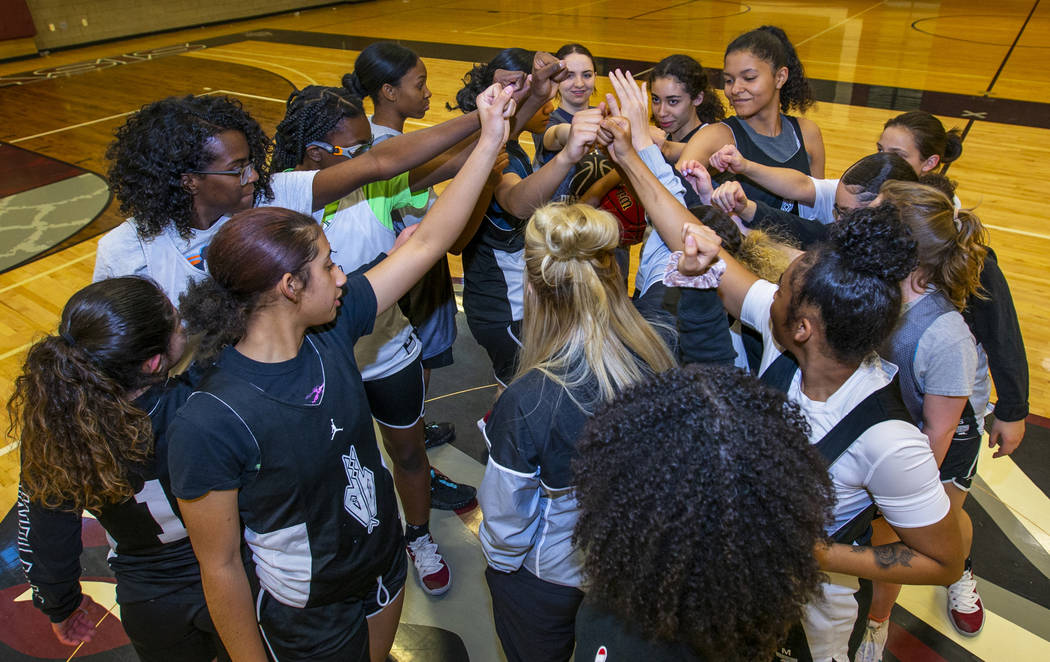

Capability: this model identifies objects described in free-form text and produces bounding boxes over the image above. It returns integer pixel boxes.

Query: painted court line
[795,1,888,47]
[10,110,136,143]
[183,50,317,86]
[0,250,96,294]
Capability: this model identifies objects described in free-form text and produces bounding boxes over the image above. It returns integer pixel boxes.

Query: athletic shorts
[941,415,981,490]
[256,550,406,662]
[468,320,522,387]
[421,345,454,370]
[364,357,425,428]
[120,595,228,662]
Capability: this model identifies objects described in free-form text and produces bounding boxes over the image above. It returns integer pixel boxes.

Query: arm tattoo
[851,543,916,570]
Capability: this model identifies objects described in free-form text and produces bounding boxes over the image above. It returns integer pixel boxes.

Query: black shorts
[363,357,425,428]
[421,345,454,370]
[256,550,406,662]
[120,594,228,662]
[940,416,981,490]
[468,320,522,387]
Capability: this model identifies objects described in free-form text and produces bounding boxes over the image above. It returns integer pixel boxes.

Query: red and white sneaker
[407,533,451,596]
[947,568,984,636]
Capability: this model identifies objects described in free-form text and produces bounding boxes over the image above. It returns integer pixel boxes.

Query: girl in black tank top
[649,54,726,164]
[676,25,825,209]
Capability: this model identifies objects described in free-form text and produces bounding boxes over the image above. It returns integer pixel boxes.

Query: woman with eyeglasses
[96,93,483,307]
[270,83,479,597]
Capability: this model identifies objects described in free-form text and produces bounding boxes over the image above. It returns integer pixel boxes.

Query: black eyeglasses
[307,138,374,159]
[187,162,256,186]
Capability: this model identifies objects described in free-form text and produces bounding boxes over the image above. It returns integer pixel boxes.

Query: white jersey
[741,279,950,662]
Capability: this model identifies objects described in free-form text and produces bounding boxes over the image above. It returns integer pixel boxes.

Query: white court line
[10,110,136,143]
[984,223,1050,241]
[184,51,317,86]
[795,1,888,47]
[0,341,32,362]
[0,441,18,457]
[212,89,287,104]
[0,250,96,294]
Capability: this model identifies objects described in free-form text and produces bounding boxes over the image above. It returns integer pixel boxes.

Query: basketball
[568,151,614,199]
[599,185,647,246]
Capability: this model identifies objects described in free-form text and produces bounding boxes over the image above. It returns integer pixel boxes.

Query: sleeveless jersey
[723,114,810,213]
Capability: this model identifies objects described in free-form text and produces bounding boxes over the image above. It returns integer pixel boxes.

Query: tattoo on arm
[851,543,916,570]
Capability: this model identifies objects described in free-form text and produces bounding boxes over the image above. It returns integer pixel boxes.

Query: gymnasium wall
[23,0,355,50]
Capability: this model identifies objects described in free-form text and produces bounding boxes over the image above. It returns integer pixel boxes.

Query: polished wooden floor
[0,2,1048,660]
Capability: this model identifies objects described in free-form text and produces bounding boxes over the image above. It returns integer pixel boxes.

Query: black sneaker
[424,422,455,449]
[430,468,476,510]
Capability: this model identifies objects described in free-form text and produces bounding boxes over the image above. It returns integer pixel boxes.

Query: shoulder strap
[759,351,800,392]
[816,375,912,544]
[814,374,911,466]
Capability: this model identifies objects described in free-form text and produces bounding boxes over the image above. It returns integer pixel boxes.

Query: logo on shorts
[330,418,344,440]
[342,446,379,533]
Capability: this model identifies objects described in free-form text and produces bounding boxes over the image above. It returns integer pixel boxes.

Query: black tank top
[723,115,811,214]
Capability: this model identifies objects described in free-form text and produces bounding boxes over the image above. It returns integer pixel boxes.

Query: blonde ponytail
[516,203,675,410]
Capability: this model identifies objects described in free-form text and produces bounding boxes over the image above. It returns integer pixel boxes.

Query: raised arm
[495,108,602,218]
[709,143,817,205]
[310,110,482,210]
[179,489,268,662]
[366,83,514,314]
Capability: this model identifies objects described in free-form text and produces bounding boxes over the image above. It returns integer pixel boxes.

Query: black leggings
[485,566,583,662]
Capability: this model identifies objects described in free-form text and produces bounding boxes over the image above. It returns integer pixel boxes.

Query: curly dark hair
[573,364,833,660]
[272,85,366,171]
[106,95,273,240]
[448,47,532,113]
[650,54,726,124]
[9,277,178,511]
[790,203,918,364]
[725,25,814,114]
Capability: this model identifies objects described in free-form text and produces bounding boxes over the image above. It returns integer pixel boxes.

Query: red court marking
[0,143,84,197]
[1026,413,1050,429]
[886,621,950,662]
[0,581,129,659]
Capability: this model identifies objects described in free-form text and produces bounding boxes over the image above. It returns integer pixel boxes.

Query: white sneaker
[407,533,451,595]
[947,568,984,636]
[854,618,888,662]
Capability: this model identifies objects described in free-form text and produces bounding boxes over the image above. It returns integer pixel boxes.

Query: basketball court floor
[0,1,1047,660]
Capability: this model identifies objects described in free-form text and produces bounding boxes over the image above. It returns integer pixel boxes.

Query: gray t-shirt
[907,293,991,431]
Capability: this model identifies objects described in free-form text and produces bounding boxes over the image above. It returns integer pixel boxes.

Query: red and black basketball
[599,185,647,246]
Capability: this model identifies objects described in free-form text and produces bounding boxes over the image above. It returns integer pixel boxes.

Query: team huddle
[10,23,1028,662]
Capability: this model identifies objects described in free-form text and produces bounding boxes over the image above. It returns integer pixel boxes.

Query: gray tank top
[880,290,973,425]
[734,113,803,163]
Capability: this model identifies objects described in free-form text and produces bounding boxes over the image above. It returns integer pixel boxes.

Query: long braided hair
[272,86,366,171]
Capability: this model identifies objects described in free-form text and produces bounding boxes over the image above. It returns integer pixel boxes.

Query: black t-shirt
[168,274,402,608]
[575,599,704,662]
[19,370,205,622]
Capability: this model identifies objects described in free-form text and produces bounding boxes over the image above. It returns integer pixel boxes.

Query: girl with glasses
[96,92,485,307]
